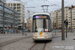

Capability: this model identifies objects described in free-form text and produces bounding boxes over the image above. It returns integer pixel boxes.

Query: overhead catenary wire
[46,0,60,6]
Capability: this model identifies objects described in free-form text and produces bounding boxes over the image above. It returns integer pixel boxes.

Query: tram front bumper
[33,37,52,40]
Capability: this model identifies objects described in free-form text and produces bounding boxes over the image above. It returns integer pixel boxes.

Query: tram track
[29,43,47,50]
[0,36,31,47]
[0,37,9,40]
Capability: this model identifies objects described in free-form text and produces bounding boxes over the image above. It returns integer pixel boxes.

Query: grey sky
[7,0,75,22]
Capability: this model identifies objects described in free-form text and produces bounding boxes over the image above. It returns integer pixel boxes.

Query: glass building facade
[0,0,18,29]
[1,0,6,2]
[6,2,25,29]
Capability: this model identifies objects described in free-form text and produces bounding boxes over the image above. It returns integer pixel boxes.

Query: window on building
[69,17,71,18]
[73,12,75,13]
[0,22,3,24]
[18,23,21,25]
[17,10,20,12]
[73,19,75,20]
[0,16,3,19]
[0,11,3,15]
[15,24,18,26]
[18,13,21,15]
[14,7,16,9]
[17,4,20,6]
[18,19,21,21]
[11,4,12,6]
[17,7,20,9]
[14,4,16,6]
[8,4,10,6]
[0,6,3,9]
[18,16,21,18]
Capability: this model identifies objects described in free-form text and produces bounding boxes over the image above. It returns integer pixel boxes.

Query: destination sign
[35,16,47,18]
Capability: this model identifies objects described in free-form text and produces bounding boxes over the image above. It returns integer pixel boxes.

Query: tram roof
[33,13,50,16]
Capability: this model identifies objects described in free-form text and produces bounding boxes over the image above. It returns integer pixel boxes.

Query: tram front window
[34,19,48,32]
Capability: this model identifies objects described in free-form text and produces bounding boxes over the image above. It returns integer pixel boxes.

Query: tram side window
[48,20,52,32]
[33,20,35,32]
[35,19,37,32]
[48,20,51,32]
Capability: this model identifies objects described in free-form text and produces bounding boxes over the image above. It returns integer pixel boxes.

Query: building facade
[26,17,32,31]
[50,11,59,29]
[50,5,75,29]
[0,0,18,29]
[24,23,27,29]
[50,12,56,29]
[6,2,25,29]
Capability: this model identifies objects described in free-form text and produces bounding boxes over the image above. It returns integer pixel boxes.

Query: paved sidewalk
[0,33,32,44]
[45,32,75,50]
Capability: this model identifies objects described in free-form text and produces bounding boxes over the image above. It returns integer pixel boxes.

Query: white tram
[32,13,52,41]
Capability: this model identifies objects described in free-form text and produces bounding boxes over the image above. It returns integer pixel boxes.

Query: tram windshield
[34,19,48,32]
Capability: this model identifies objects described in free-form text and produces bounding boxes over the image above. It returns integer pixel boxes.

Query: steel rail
[29,43,47,50]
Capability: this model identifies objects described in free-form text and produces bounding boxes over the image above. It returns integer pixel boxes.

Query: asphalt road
[0,32,75,50]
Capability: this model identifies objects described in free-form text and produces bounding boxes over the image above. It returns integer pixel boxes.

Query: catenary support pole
[62,0,65,40]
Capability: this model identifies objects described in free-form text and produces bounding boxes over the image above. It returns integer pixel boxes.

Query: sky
[6,0,75,22]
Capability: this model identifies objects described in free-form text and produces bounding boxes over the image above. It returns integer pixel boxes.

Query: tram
[32,13,52,41]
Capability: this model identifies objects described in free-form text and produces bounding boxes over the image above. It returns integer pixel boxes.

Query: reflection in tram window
[35,19,43,32]
[34,19,48,32]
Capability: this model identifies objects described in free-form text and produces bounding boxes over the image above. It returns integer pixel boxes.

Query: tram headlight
[33,33,38,38]
[44,33,48,35]
[45,36,48,38]
[44,33,48,38]
[35,33,37,35]
[33,33,37,36]
[34,36,37,38]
